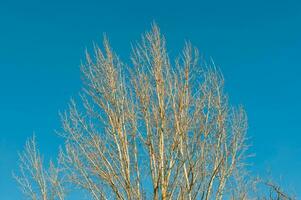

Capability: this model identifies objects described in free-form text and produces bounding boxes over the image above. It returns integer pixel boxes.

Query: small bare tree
[14,136,65,200]
[15,24,294,200]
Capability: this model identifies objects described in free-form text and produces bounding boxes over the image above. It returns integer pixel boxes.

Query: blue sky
[0,0,300,199]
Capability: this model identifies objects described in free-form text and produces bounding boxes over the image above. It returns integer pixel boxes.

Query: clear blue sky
[0,0,300,199]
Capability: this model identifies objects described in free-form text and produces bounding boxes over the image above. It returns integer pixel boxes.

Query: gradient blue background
[0,0,300,199]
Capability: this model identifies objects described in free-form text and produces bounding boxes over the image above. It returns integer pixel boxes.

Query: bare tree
[15,24,294,200]
[14,136,65,200]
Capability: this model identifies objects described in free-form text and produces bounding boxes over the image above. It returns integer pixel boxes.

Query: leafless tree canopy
[14,25,294,200]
